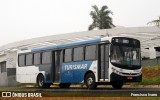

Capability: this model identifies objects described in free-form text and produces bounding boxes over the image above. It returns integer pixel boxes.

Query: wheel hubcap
[87,77,93,85]
[39,78,43,86]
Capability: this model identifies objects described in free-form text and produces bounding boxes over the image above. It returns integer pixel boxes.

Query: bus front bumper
[110,72,142,82]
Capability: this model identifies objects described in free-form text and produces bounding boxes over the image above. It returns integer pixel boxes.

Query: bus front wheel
[112,82,123,89]
[37,74,50,88]
[85,73,97,89]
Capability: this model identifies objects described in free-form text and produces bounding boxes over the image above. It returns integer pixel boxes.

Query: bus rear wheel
[37,74,51,88]
[59,83,71,88]
[112,82,123,89]
[85,73,97,89]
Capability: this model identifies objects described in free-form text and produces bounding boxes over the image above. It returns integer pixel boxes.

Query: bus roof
[31,38,101,52]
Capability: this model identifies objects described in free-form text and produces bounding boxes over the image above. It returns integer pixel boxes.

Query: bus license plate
[127,77,133,80]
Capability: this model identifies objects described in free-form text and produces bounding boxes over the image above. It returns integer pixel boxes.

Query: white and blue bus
[16,36,142,89]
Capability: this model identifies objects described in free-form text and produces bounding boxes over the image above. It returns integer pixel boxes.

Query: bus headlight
[112,67,121,74]
[112,67,118,73]
[111,67,116,72]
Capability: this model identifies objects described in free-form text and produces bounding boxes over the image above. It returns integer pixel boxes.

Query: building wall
[0,54,8,86]
[6,51,17,86]
[0,51,17,86]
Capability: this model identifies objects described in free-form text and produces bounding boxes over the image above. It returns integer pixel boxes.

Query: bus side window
[85,45,96,60]
[33,53,41,65]
[26,53,33,66]
[18,54,25,67]
[42,51,51,64]
[64,48,72,62]
[73,47,84,61]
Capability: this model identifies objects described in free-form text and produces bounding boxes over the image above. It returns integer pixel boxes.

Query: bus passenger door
[52,50,62,82]
[98,44,109,81]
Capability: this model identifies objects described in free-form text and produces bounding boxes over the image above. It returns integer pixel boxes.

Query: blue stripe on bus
[61,61,93,83]
[31,38,101,52]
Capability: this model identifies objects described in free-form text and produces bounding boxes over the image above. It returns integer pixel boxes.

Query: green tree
[147,16,160,27]
[88,5,115,30]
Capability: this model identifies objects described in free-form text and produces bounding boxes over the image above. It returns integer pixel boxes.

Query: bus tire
[37,74,51,88]
[112,82,123,89]
[85,73,97,89]
[59,83,71,88]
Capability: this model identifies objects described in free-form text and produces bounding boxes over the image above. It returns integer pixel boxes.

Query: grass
[142,66,160,79]
[130,66,160,85]
[139,77,160,85]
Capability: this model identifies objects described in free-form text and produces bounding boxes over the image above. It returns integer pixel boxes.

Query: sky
[0,0,160,46]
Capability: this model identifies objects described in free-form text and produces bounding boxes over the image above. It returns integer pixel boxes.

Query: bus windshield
[111,45,140,66]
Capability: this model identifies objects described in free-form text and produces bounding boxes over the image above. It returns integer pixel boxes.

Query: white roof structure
[0,30,107,55]
[0,26,160,58]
